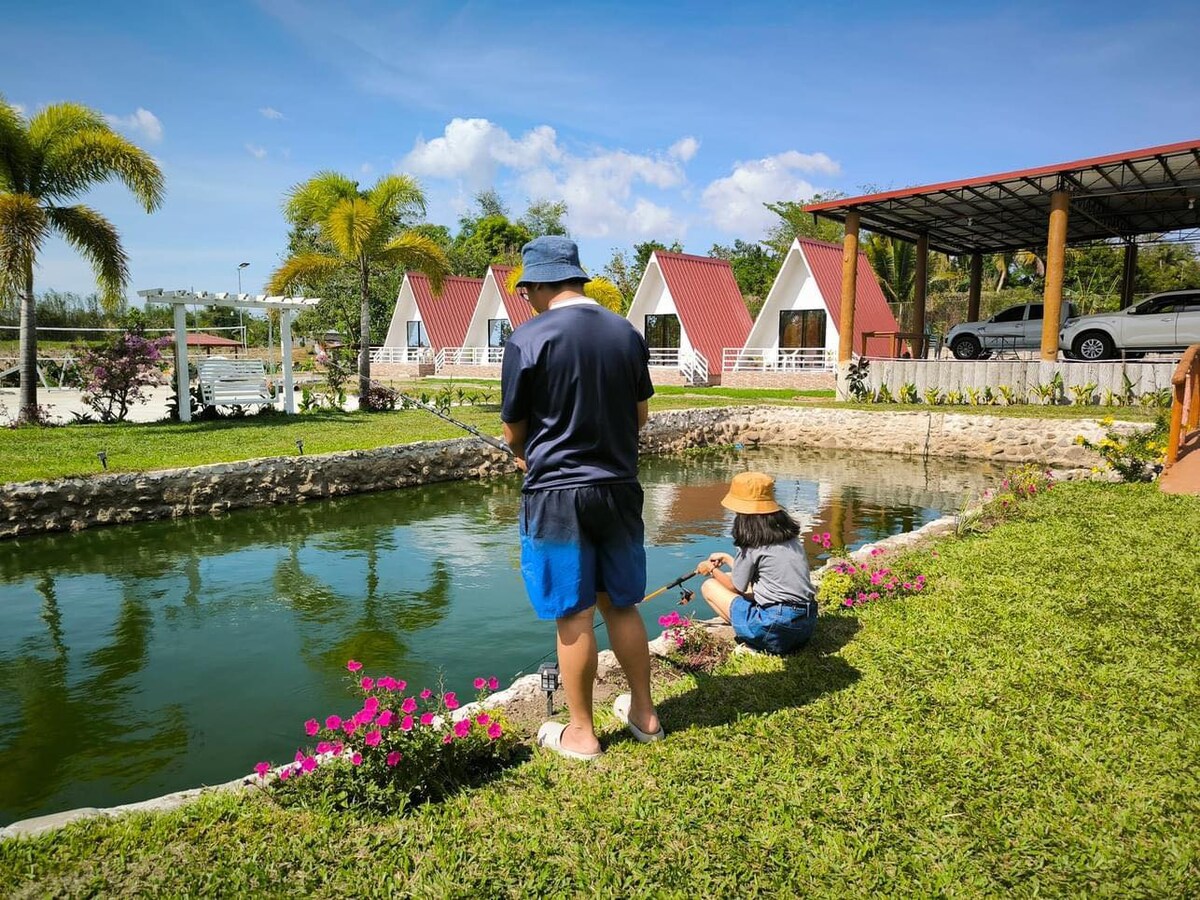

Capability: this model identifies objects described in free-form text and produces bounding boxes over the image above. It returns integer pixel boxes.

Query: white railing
[370,346,432,364]
[648,346,709,384]
[648,348,681,368]
[723,347,835,372]
[438,347,505,366]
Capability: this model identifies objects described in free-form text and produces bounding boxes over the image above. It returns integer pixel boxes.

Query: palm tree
[267,172,450,401]
[0,96,164,422]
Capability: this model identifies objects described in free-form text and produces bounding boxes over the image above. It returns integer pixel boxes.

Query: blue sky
[5,0,1199,299]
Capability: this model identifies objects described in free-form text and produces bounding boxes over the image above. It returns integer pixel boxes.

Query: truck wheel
[951,335,982,360]
[1075,331,1116,361]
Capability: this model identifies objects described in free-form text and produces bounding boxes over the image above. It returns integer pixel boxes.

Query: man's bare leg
[597,592,661,736]
[555,605,602,755]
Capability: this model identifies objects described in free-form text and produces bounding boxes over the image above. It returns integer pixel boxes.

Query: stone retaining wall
[1,407,1131,540]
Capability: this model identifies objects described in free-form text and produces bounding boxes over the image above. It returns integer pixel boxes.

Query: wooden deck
[1160,433,1200,495]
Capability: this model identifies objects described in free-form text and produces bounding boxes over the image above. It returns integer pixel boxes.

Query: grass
[1,481,1196,894]
[1,388,1158,483]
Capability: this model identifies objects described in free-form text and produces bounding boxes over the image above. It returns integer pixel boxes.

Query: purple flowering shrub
[657,610,732,672]
[74,328,171,422]
[258,661,518,812]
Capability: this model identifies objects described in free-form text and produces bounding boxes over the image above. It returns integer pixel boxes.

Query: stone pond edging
[2,407,1131,540]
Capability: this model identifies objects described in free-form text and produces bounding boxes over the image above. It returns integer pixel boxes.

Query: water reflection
[0,448,1003,824]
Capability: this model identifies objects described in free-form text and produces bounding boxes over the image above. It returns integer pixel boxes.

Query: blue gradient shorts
[730,598,818,655]
[519,484,647,620]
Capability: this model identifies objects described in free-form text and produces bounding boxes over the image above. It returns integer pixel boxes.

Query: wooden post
[1041,191,1070,361]
[838,210,860,363]
[913,233,929,358]
[968,252,983,322]
[1120,242,1138,309]
[173,303,191,423]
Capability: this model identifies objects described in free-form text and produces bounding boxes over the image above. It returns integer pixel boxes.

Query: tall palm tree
[0,96,164,422]
[267,172,450,401]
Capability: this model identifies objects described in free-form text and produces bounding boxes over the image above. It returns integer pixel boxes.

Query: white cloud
[12,103,25,116]
[669,136,700,162]
[701,151,840,235]
[360,162,374,175]
[245,143,268,160]
[105,108,163,143]
[259,106,285,120]
[402,118,690,240]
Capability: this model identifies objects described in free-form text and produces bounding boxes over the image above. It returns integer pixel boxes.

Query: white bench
[197,358,275,408]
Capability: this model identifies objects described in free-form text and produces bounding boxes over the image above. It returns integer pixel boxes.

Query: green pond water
[0,448,1008,825]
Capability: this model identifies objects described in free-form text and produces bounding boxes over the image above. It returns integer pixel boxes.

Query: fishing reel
[677,588,695,606]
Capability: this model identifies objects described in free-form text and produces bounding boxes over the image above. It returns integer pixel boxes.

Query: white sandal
[612,694,665,743]
[536,722,603,761]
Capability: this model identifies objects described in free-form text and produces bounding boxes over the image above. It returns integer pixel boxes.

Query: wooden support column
[1120,242,1138,309]
[913,233,929,357]
[968,252,983,322]
[173,303,191,423]
[838,210,860,363]
[1041,190,1070,361]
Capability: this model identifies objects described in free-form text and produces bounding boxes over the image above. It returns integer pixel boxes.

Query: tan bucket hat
[721,472,782,515]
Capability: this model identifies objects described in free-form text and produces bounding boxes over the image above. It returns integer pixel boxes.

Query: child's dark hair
[732,509,801,548]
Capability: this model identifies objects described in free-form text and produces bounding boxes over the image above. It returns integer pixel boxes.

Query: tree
[764,195,846,256]
[266,172,450,402]
[603,240,684,313]
[709,240,780,316]
[0,96,164,422]
[519,199,569,237]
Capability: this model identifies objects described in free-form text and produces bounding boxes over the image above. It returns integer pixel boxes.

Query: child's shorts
[730,597,818,655]
[519,483,647,620]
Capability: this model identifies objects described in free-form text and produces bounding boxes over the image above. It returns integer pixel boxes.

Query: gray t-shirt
[731,538,815,607]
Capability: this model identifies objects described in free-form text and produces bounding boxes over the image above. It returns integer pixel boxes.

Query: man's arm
[637,399,649,430]
[503,419,528,472]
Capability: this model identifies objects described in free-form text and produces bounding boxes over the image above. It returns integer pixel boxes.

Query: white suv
[946,302,1078,360]
[1059,290,1200,361]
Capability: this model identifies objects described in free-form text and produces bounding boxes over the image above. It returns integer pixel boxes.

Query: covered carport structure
[804,138,1200,364]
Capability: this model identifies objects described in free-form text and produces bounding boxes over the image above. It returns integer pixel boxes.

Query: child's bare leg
[555,605,602,755]
[701,577,740,623]
[597,592,659,736]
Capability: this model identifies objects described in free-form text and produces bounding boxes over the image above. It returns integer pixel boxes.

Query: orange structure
[1160,344,1200,495]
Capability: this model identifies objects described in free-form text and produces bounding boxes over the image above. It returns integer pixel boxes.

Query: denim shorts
[519,484,647,620]
[729,598,818,655]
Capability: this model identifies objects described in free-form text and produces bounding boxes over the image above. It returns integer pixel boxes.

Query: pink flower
[420,688,432,699]
[304,718,320,737]
[351,753,363,766]
[453,719,471,738]
[325,714,342,730]
[473,677,486,690]
[657,615,670,626]
[386,751,402,767]
[475,713,491,726]
[361,677,375,691]
[842,598,854,608]
[810,534,820,543]
[444,693,460,711]
[353,709,374,727]
[301,756,317,772]
[395,680,407,692]
[376,710,395,728]
[377,676,395,690]
[488,677,499,690]
[364,729,382,747]
[487,723,502,740]
[903,582,912,590]
[332,742,344,756]
[279,767,293,781]
[255,762,271,778]
[443,733,454,744]
[401,715,414,732]
[347,660,363,672]
[420,712,435,726]
[363,696,380,712]
[316,741,332,755]
[342,720,358,736]
[294,749,305,764]
[401,697,418,714]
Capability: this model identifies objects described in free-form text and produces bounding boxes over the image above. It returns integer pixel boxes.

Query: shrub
[945,390,964,405]
[923,387,943,406]
[73,328,171,423]
[361,383,398,411]
[898,382,919,404]
[981,386,996,406]
[257,662,519,814]
[657,610,732,672]
[846,358,871,401]
[1069,382,1098,406]
[965,387,982,405]
[817,546,929,609]
[873,383,894,404]
[959,464,1057,533]
[997,385,1018,406]
[1076,413,1168,482]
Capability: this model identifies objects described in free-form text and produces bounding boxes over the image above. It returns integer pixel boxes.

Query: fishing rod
[362,373,515,456]
[514,569,701,678]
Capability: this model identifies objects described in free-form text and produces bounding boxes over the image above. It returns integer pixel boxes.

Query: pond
[0,448,1007,825]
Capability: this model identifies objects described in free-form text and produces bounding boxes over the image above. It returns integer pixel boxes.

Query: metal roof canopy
[136,288,322,422]
[804,139,1200,255]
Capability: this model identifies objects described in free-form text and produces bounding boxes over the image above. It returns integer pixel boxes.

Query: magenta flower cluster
[832,555,928,608]
[255,660,506,784]
[657,609,700,649]
[810,531,834,551]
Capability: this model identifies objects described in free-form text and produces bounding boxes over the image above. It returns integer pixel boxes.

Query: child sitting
[696,471,818,655]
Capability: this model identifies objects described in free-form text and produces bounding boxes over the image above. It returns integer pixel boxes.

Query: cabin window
[488,318,512,347]
[779,310,826,348]
[644,314,681,348]
[406,321,429,348]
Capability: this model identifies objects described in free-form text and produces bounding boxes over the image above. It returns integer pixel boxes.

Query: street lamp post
[237,262,250,351]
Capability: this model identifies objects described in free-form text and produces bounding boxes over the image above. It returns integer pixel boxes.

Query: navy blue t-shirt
[500,302,654,491]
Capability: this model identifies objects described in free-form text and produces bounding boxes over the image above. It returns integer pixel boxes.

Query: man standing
[501,236,661,760]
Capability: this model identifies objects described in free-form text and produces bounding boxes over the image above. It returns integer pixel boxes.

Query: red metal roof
[186,333,240,347]
[795,238,901,357]
[653,252,753,373]
[407,272,483,350]
[489,265,536,329]
[803,138,1200,254]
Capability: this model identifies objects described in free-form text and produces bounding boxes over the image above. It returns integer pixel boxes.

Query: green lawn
[2,482,1196,894]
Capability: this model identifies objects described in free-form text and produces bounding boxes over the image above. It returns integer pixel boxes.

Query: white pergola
[138,289,321,422]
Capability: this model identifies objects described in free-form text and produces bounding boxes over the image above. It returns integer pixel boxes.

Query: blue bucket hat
[517,235,591,286]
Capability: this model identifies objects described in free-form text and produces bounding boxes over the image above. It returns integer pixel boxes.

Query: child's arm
[696,552,738,593]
